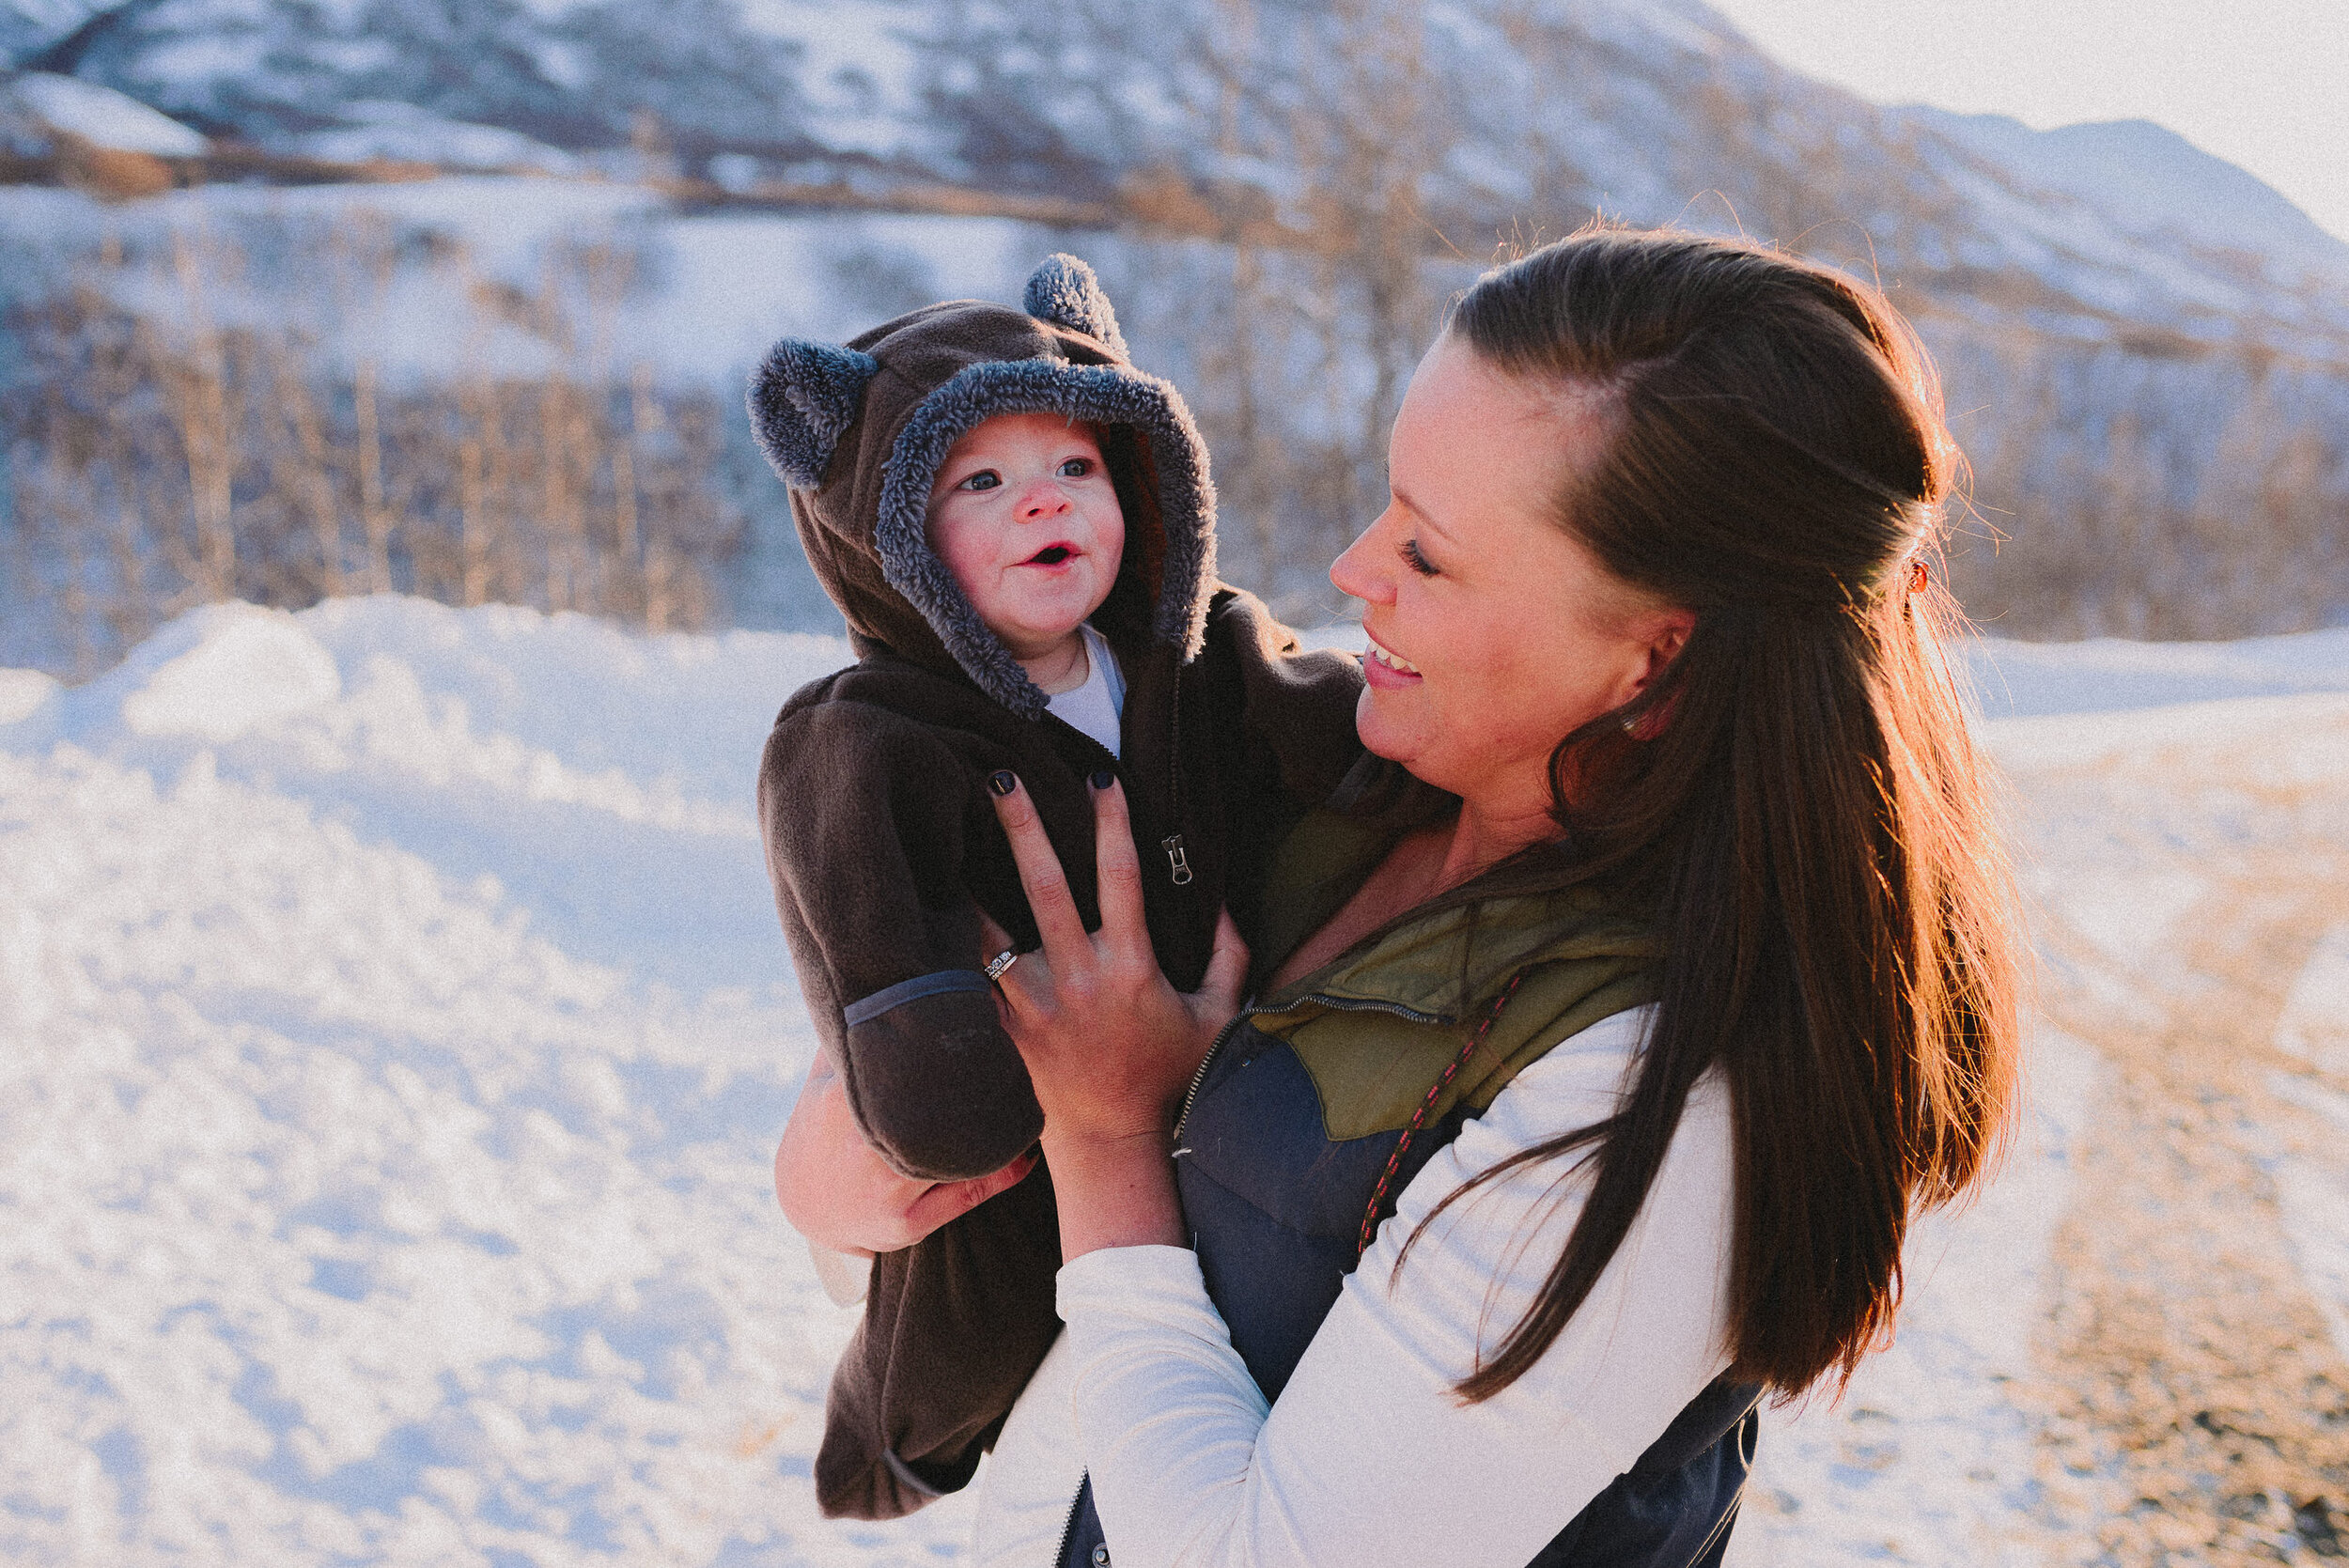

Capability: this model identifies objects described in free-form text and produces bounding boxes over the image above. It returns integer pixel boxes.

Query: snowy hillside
[1905,109,2349,286]
[9,0,2348,342]
[5,598,2348,1564]
[7,0,2347,651]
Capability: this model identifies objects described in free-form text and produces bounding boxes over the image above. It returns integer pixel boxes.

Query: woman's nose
[1330,519,1392,604]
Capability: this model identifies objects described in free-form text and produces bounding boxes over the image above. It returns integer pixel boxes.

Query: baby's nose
[1019,478,1073,518]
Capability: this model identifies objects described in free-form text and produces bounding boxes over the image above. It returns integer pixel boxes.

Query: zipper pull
[1161,833,1194,886]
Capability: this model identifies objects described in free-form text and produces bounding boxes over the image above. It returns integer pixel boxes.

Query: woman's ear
[1619,607,1696,708]
[1642,611,1695,684]
[748,338,879,489]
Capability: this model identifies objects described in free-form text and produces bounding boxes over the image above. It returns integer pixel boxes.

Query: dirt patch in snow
[2013,745,2349,1564]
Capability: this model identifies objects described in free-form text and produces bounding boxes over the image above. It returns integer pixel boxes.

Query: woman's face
[1330,335,1689,816]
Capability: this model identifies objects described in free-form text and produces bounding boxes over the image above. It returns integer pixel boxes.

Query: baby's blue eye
[1058,458,1093,478]
[957,470,1001,492]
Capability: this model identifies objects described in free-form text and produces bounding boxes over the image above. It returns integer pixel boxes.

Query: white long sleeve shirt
[971,1004,1739,1568]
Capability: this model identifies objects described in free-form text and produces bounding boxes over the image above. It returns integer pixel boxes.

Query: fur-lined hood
[748,255,1218,721]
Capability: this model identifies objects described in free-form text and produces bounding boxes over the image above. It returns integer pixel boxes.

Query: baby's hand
[772,1054,1037,1255]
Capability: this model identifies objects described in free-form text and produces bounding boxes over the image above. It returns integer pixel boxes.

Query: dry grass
[3,224,741,676]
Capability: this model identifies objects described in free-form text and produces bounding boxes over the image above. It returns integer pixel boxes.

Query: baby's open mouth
[1023,545,1074,566]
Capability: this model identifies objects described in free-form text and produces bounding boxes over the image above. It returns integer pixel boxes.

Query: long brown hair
[1420,226,2019,1403]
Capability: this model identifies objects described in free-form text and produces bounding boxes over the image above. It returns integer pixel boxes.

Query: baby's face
[926,412,1127,661]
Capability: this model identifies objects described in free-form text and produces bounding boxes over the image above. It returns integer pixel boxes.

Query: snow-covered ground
[4,598,2347,1565]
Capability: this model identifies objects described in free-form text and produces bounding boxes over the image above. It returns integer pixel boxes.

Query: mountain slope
[3,0,2343,639]
[1906,108,2349,283]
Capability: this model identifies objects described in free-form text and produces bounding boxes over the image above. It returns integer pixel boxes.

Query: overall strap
[1357,968,1529,1256]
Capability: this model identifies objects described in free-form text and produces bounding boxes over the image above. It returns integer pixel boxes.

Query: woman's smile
[1362,632,1421,682]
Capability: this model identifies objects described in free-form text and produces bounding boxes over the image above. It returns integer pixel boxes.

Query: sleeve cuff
[1057,1244,1214,1322]
[843,968,992,1026]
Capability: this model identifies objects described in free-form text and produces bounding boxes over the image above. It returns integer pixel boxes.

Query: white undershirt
[1046,623,1126,758]
[970,1004,1738,1568]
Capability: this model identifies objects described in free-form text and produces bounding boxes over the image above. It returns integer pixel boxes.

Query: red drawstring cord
[1356,970,1527,1259]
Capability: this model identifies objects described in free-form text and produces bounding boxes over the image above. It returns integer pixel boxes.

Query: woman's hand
[772,1053,1036,1256]
[985,771,1248,1258]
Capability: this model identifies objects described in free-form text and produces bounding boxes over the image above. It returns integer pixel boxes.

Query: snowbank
[1965,625,2349,720]
[0,598,975,1563]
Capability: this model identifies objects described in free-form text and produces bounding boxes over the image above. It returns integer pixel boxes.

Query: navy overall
[1053,837,1760,1568]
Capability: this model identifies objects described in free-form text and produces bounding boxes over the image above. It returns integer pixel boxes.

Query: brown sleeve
[760,697,1042,1182]
[1214,588,1368,809]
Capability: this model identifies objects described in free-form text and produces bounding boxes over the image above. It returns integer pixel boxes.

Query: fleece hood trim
[749,255,1219,722]
[874,356,1216,720]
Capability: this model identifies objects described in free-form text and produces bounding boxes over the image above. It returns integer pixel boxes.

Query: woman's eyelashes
[1399,536,1439,577]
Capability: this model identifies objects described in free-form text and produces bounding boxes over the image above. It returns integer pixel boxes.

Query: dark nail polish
[988,769,1018,797]
[1088,768,1115,791]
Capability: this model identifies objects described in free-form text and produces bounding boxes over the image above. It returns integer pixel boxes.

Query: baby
[749,255,1364,1519]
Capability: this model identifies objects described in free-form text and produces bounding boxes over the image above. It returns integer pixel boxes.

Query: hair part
[1411,225,2020,1405]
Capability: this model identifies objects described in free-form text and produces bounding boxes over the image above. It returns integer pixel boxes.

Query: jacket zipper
[1052,1476,1086,1568]
[1160,662,1190,885]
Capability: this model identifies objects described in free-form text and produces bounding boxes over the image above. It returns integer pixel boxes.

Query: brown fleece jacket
[749,256,1365,1518]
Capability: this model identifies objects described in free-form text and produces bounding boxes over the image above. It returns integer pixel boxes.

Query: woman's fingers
[1194,907,1251,1021]
[987,772,1093,963]
[904,1146,1038,1234]
[1087,773,1154,965]
[976,909,1012,961]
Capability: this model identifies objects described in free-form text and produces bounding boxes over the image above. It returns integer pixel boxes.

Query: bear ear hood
[1023,253,1128,357]
[748,256,1217,720]
[748,339,879,489]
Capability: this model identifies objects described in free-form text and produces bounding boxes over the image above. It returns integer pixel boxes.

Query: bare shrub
[3,230,740,676]
[1941,328,2349,640]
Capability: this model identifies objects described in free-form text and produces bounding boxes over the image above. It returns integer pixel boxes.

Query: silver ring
[985,948,1021,982]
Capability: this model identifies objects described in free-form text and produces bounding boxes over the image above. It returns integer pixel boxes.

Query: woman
[776,227,2019,1568]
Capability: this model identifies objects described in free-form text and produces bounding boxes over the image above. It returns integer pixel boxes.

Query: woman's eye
[957,470,1001,492]
[1057,457,1093,478]
[1400,537,1439,577]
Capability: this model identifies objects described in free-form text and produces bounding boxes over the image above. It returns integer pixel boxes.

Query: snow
[0,597,974,1564]
[3,71,210,157]
[1908,110,2349,286]
[1964,626,2349,719]
[2268,1075,2349,1368]
[287,104,580,175]
[0,180,1042,390]
[6,600,2349,1564]
[117,613,343,744]
[2276,923,2349,1076]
